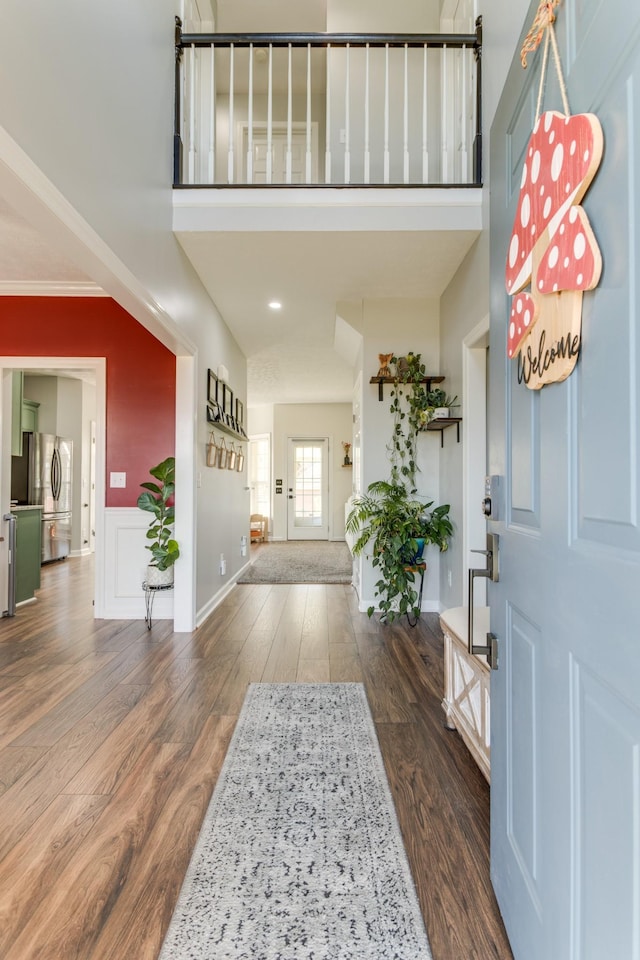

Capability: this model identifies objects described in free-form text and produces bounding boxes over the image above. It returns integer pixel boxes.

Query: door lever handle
[468,533,499,669]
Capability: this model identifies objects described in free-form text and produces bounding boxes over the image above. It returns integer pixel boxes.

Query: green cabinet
[14,508,42,604]
[22,399,39,434]
[10,373,39,456]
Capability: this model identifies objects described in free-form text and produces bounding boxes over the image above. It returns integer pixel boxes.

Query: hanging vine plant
[388,352,430,492]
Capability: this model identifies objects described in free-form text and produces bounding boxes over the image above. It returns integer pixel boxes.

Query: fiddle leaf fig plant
[137,456,180,571]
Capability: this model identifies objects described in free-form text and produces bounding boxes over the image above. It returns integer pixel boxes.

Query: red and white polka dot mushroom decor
[505,110,603,389]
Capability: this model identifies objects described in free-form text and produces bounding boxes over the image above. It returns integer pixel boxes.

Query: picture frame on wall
[207,369,219,405]
[235,399,244,426]
[222,383,234,415]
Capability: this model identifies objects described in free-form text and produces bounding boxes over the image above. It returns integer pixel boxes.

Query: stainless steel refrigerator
[31,434,73,563]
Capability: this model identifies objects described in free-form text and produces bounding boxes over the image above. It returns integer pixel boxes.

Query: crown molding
[0,279,107,297]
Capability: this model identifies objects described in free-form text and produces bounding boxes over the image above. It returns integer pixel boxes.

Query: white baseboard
[70,547,93,558]
[196,560,252,628]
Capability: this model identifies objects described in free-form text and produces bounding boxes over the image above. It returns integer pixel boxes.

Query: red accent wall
[1,297,176,507]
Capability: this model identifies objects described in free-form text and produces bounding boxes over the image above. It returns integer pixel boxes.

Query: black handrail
[178,31,480,50]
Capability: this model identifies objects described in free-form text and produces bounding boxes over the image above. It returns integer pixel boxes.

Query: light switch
[110,472,126,488]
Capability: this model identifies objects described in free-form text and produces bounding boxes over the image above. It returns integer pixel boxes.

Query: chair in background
[250,514,267,543]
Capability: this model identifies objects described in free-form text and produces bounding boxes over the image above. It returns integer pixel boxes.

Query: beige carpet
[237,541,352,584]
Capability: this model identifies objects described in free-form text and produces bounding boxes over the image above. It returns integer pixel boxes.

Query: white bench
[440,606,491,782]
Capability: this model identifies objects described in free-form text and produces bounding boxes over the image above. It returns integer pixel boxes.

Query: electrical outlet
[240,535,247,557]
[109,471,126,488]
[448,569,452,587]
[220,554,227,575]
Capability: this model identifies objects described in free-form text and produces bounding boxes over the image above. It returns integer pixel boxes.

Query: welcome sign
[505,110,603,389]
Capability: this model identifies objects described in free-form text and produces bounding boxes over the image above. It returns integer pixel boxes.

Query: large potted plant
[347,350,454,623]
[137,456,180,587]
[346,479,452,623]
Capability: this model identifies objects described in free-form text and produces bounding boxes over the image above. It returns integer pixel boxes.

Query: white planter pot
[432,407,450,420]
[146,564,174,588]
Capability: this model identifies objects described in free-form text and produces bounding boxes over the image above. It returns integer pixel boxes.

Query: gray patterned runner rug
[159,683,432,960]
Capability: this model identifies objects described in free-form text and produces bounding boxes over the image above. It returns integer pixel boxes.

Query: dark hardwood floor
[0,555,513,960]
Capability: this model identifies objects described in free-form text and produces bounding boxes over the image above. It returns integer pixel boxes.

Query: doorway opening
[0,357,106,618]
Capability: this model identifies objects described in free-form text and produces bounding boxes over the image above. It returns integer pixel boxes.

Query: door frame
[0,356,107,616]
[462,314,489,605]
[286,436,330,540]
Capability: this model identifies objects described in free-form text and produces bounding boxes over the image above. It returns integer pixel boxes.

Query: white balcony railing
[174,19,483,188]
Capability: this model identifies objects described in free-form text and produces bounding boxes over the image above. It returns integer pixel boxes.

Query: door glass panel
[294,444,323,528]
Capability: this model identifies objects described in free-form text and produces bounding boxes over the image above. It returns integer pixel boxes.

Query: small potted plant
[346,479,453,623]
[137,456,180,587]
[425,388,459,420]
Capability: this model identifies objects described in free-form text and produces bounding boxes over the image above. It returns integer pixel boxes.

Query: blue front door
[489,2,640,957]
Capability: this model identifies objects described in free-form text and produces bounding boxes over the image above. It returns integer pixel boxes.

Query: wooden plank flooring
[0,556,513,960]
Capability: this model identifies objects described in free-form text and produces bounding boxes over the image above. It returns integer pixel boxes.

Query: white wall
[23,376,57,435]
[328,0,438,32]
[270,403,352,541]
[437,0,532,608]
[247,404,274,437]
[0,1,248,628]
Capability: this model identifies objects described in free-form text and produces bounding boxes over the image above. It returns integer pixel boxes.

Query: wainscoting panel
[506,604,542,915]
[570,658,640,960]
[102,508,174,620]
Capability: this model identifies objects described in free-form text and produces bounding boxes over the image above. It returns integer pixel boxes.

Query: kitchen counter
[10,504,43,512]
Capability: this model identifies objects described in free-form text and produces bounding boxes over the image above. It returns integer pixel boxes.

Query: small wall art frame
[222,383,234,416]
[207,369,219,405]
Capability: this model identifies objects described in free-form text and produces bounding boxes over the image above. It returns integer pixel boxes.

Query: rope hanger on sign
[520,0,570,120]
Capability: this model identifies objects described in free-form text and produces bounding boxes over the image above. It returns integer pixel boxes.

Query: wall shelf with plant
[348,352,454,624]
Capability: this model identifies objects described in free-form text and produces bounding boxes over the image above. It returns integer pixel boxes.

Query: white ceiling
[176,226,480,403]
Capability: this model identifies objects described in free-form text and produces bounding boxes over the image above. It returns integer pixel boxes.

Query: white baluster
[422,44,429,184]
[306,44,312,183]
[227,44,235,184]
[208,43,215,184]
[403,44,409,184]
[247,43,253,184]
[286,44,293,184]
[267,44,273,184]
[384,44,390,184]
[188,44,196,184]
[460,45,468,184]
[441,44,448,183]
[344,44,351,183]
[325,44,332,184]
[364,44,370,184]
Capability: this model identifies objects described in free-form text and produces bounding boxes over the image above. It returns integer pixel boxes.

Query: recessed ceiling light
[268,300,282,310]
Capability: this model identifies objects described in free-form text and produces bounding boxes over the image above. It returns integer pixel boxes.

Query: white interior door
[287,438,329,540]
